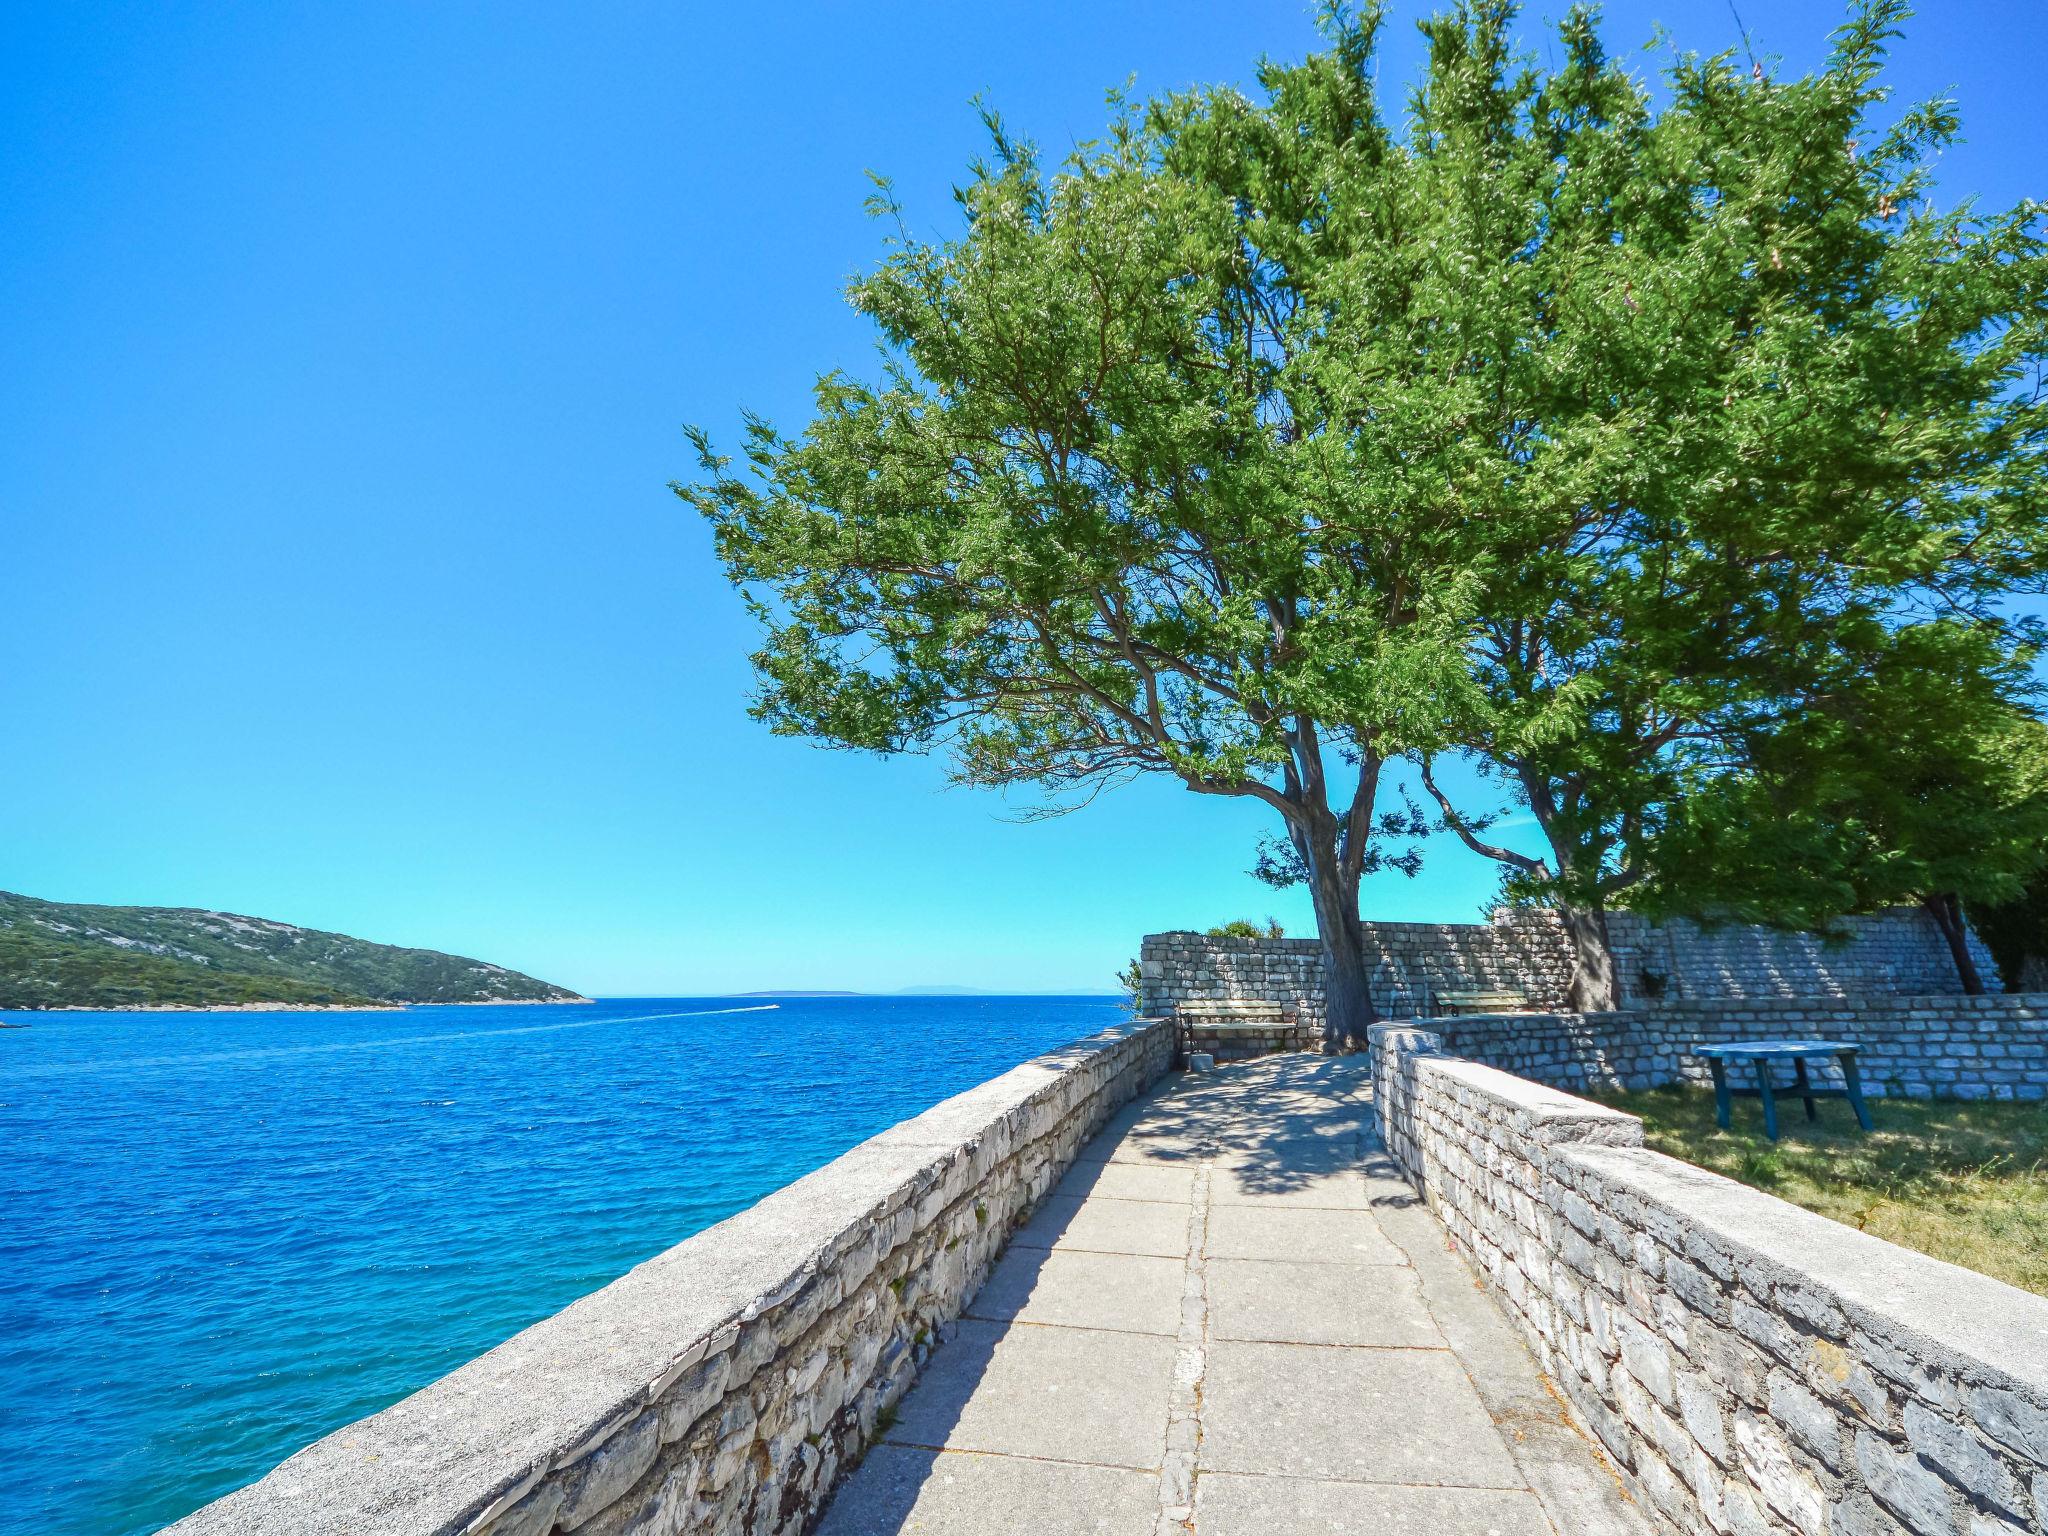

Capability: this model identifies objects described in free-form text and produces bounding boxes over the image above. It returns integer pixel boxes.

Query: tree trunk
[1303,836,1376,1053]
[1559,903,1619,1012]
[1922,891,1985,995]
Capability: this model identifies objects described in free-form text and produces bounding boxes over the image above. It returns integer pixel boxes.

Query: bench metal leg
[1755,1059,1780,1141]
[1709,1059,1732,1130]
[1793,1057,1818,1123]
[1841,1054,1874,1132]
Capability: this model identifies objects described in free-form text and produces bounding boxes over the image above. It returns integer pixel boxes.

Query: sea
[0,994,1128,1536]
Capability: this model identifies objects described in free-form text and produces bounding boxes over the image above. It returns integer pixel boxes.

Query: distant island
[0,890,588,1011]
[733,986,1119,998]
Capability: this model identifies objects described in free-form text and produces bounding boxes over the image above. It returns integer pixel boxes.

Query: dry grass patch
[1586,1086,2048,1298]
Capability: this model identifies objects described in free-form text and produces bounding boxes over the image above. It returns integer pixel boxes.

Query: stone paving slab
[1208,1258,1441,1348]
[1208,1159,1378,1208]
[1087,1126,1213,1167]
[819,1054,1648,1536]
[881,1319,1174,1469]
[966,1247,1184,1336]
[1196,1473,1557,1535]
[1201,1340,1526,1487]
[1206,1203,1406,1265]
[1056,1160,1198,1203]
[1011,1194,1190,1257]
[815,1446,1157,1536]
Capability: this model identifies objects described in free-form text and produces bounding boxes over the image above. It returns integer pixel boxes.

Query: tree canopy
[683,0,2048,1031]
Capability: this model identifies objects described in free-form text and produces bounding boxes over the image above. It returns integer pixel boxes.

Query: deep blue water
[0,995,1126,1536]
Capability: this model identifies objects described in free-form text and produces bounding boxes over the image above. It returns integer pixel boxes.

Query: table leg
[1842,1054,1874,1132]
[1756,1059,1780,1141]
[1710,1059,1731,1130]
[1794,1057,1818,1122]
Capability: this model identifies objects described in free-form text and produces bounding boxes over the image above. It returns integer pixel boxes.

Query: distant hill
[0,891,586,1010]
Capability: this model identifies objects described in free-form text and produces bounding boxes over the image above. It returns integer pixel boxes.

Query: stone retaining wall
[1139,910,1995,1021]
[1432,996,2048,1102]
[163,1018,1175,1536]
[1372,1023,2048,1536]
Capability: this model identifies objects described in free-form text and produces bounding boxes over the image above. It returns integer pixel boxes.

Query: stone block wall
[1606,913,1999,1005]
[163,1019,1175,1536]
[1139,914,1570,1024]
[1373,1024,2048,1536]
[1139,909,1996,1023]
[1432,996,2048,1101]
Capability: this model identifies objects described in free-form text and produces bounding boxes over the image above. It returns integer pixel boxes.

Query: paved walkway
[816,1055,1653,1536]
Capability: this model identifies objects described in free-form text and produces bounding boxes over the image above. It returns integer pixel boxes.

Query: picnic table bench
[1695,1039,1874,1141]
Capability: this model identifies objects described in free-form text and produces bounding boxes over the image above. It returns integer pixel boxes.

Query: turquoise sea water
[0,995,1126,1536]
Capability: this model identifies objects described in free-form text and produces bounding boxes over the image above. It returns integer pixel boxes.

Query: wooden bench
[1171,1001,1311,1062]
[1432,988,1528,1017]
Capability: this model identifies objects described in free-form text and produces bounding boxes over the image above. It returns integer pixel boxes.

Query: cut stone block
[1012,1195,1191,1258]
[1209,1259,1441,1348]
[881,1320,1175,1470]
[1207,1204,1406,1266]
[1201,1340,1524,1488]
[1209,1160,1378,1209]
[816,1445,1157,1536]
[1197,1472,1555,1536]
[966,1247,1184,1336]
[1054,1160,1197,1204]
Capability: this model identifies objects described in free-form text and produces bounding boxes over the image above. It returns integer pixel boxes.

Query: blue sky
[5,1,2041,996]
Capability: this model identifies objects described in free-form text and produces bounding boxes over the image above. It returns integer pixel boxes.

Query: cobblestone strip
[1157,1161,1211,1536]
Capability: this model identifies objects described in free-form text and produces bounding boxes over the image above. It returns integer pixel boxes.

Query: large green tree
[680,23,1487,1051]
[683,0,2048,1033]
[1640,629,2048,994]
[1404,2,2048,1006]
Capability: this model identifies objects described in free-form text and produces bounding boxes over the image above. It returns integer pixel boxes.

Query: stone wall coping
[1376,1021,2048,1406]
[1399,994,2048,1027]
[1647,992,2048,1013]
[1565,1140,2048,1400]
[1374,1007,2048,1533]
[163,1018,1170,1536]
[1383,1038,1646,1148]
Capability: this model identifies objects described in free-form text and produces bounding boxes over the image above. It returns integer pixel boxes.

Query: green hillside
[0,891,585,1010]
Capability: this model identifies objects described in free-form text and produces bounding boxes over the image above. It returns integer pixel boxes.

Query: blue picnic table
[1694,1040,1874,1141]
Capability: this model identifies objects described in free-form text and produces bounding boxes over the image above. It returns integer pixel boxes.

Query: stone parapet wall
[1434,996,2048,1102]
[1372,1023,2048,1536]
[1139,909,1996,1023]
[163,1019,1175,1536]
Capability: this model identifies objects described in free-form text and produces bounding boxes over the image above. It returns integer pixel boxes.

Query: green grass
[1586,1085,2048,1298]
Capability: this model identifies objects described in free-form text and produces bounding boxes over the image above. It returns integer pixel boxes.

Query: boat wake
[11,1004,786,1078]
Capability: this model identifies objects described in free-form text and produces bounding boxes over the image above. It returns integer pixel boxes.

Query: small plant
[1117,958,1144,1011]
[973,1203,988,1227]
[1206,918,1285,940]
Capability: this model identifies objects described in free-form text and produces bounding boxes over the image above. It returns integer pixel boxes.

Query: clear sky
[5,1,2041,996]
